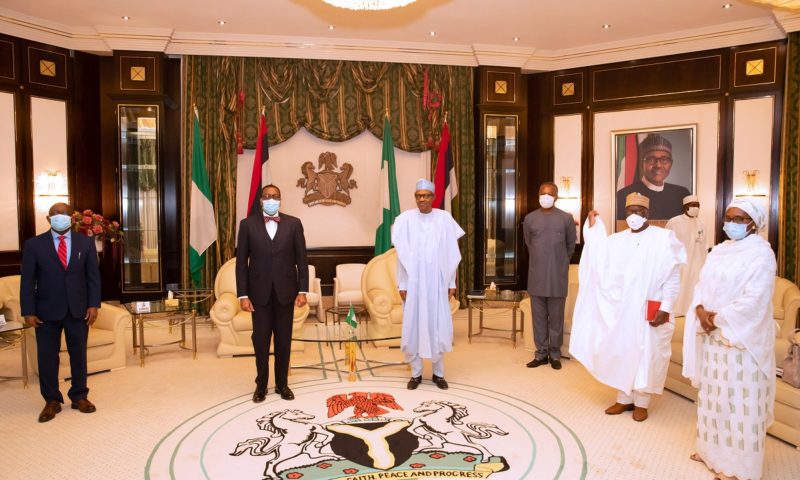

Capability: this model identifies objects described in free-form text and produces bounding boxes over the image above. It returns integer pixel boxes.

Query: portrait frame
[611,124,697,232]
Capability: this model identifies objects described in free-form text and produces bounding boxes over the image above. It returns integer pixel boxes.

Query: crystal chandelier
[321,0,417,10]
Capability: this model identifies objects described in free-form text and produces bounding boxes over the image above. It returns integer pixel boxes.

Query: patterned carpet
[1,307,799,480]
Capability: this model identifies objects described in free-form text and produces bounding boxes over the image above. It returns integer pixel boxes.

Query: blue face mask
[723,221,750,241]
[262,199,280,216]
[49,214,72,231]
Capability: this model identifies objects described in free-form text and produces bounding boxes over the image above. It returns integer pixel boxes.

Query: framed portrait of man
[612,126,696,231]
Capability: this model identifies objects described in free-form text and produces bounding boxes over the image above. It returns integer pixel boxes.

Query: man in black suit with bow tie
[21,202,101,422]
[236,185,308,402]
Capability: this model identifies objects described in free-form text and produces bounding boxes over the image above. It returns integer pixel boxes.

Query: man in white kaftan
[665,195,708,316]
[683,197,775,480]
[571,192,686,421]
[392,178,465,391]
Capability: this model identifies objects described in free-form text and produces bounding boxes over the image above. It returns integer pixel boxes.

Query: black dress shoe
[431,375,449,390]
[71,398,96,413]
[550,358,562,370]
[38,400,61,423]
[253,387,267,403]
[407,376,422,390]
[526,357,549,368]
[275,386,295,400]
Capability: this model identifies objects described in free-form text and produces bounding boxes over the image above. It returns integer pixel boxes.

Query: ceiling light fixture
[513,37,520,42]
[429,31,436,36]
[122,16,130,21]
[722,3,733,8]
[218,20,226,26]
[602,24,611,29]
[328,25,335,30]
[747,0,800,8]
[321,0,416,10]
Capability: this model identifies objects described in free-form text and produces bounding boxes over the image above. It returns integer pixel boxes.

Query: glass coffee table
[0,321,30,387]
[124,296,208,367]
[292,323,403,382]
[467,290,527,347]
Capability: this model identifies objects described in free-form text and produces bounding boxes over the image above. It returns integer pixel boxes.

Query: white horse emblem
[410,400,508,461]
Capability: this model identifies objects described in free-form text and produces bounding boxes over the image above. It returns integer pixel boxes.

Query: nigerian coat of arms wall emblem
[297,152,357,207]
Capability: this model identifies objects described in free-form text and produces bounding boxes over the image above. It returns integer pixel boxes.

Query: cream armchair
[361,249,459,347]
[305,265,324,321]
[0,275,129,379]
[209,259,309,356]
[519,264,579,358]
[334,263,366,309]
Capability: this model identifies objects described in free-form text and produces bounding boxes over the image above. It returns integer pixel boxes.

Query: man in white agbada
[571,192,686,421]
[392,179,464,390]
[683,197,775,480]
[666,195,708,316]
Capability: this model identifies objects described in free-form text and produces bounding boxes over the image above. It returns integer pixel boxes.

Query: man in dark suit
[236,185,308,402]
[21,202,101,422]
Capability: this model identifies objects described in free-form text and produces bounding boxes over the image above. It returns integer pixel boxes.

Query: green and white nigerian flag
[345,304,358,329]
[374,116,400,255]
[189,110,217,287]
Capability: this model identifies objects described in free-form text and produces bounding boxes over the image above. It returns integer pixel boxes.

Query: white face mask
[539,194,555,209]
[686,206,700,218]
[626,213,646,231]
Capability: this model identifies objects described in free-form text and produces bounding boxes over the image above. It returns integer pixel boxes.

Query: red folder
[646,300,662,322]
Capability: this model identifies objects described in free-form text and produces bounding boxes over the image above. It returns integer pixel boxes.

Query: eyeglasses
[724,215,752,225]
[262,194,281,200]
[415,193,434,199]
[643,155,673,166]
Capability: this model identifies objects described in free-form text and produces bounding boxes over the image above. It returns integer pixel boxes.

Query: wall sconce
[35,170,68,197]
[486,125,497,140]
[735,169,766,198]
[559,176,578,200]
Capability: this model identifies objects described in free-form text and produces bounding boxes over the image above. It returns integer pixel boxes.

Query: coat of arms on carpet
[230,391,509,479]
[296,152,357,207]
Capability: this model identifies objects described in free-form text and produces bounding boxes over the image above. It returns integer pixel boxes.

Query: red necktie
[57,235,67,269]
[264,216,281,223]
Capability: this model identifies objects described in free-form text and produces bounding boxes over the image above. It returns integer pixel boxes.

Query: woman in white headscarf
[682,197,776,480]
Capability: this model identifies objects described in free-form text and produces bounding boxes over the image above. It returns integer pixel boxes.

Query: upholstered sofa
[519,264,579,358]
[666,276,800,447]
[306,265,324,321]
[208,258,309,356]
[361,248,459,347]
[0,275,129,379]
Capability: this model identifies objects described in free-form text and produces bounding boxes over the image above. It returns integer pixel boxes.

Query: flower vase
[95,237,103,261]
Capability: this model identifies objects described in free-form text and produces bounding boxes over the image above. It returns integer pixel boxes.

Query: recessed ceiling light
[602,24,611,30]
[722,3,732,8]
[513,37,520,42]
[429,31,436,36]
[122,16,130,21]
[328,25,335,30]
[218,20,226,26]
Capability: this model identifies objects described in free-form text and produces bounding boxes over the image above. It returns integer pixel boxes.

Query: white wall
[31,96,69,235]
[732,96,774,240]
[0,92,19,251]
[553,114,583,240]
[235,128,430,248]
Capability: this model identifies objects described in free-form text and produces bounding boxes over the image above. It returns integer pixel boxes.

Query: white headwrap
[415,178,435,193]
[727,196,767,230]
[682,195,699,205]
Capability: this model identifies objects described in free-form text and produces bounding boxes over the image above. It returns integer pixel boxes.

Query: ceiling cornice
[0,7,789,70]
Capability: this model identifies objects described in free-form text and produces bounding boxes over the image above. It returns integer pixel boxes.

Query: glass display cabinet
[482,114,519,286]
[118,105,162,292]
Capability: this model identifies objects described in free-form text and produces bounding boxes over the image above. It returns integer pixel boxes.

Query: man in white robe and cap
[666,195,708,316]
[683,197,775,480]
[392,178,465,390]
[571,192,686,421]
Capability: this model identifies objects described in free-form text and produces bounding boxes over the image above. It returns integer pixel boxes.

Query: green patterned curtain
[182,56,475,298]
[780,33,800,282]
